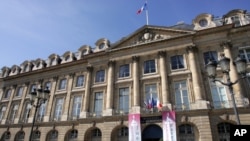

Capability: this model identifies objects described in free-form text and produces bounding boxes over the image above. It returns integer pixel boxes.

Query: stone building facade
[0,9,250,141]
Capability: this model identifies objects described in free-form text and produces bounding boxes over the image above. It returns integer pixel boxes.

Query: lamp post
[29,86,50,141]
[205,54,247,125]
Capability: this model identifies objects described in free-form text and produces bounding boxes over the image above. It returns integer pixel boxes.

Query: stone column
[104,61,115,116]
[61,73,75,121]
[2,85,17,124]
[187,46,203,100]
[158,51,171,111]
[132,56,140,113]
[81,66,93,118]
[221,42,243,98]
[15,84,28,123]
[43,77,58,122]
[187,46,208,109]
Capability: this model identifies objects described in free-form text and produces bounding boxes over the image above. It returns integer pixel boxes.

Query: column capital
[186,45,197,53]
[220,40,232,49]
[24,82,30,86]
[158,51,166,57]
[132,56,140,62]
[86,66,93,72]
[38,79,44,85]
[52,76,59,81]
[11,84,17,89]
[107,60,115,67]
[68,73,75,78]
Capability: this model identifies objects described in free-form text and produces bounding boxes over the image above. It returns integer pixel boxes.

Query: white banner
[162,111,177,141]
[129,113,141,141]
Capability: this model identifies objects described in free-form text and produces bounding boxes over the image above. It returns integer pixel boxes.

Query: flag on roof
[137,3,147,14]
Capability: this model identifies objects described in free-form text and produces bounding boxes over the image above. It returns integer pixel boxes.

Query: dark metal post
[29,100,39,141]
[225,73,241,125]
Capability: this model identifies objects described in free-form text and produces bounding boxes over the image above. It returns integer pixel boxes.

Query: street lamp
[205,54,247,125]
[29,86,50,141]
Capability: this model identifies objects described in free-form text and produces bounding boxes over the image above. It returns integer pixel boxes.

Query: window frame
[239,47,250,63]
[71,95,82,119]
[75,75,84,87]
[119,64,130,78]
[174,80,190,111]
[203,51,218,65]
[58,78,67,90]
[118,87,129,114]
[144,60,156,74]
[170,55,185,70]
[53,98,64,121]
[95,70,105,83]
[16,86,23,97]
[94,92,103,116]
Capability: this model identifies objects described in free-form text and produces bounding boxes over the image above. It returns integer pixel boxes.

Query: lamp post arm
[231,75,247,85]
[212,79,229,86]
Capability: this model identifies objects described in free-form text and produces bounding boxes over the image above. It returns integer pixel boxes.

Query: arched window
[65,129,78,141]
[47,130,58,141]
[118,127,128,141]
[32,130,41,141]
[217,122,232,141]
[1,131,11,141]
[178,124,195,141]
[92,128,102,141]
[15,131,25,141]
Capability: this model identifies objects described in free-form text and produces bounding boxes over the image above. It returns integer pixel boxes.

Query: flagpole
[145,0,149,25]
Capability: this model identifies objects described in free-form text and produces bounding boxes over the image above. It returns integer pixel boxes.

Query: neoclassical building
[0,9,250,141]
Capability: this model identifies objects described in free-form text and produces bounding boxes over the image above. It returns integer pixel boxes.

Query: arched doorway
[142,124,162,141]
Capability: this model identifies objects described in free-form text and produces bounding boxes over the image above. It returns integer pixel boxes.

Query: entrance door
[142,124,162,141]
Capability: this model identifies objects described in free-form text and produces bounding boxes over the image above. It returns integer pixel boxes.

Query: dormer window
[231,16,241,27]
[199,19,208,27]
[99,43,105,49]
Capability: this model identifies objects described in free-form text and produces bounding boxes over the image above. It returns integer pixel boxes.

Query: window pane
[119,88,129,113]
[54,98,64,121]
[76,75,84,87]
[94,92,103,116]
[174,81,190,110]
[72,96,82,118]
[171,55,184,70]
[96,70,105,82]
[144,60,156,74]
[16,87,23,97]
[59,79,67,90]
[119,64,130,77]
[203,51,218,65]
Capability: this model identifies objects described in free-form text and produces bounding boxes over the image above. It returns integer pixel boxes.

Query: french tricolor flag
[137,3,147,14]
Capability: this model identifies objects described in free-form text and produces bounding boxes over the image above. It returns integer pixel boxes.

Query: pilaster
[81,66,93,118]
[132,56,140,113]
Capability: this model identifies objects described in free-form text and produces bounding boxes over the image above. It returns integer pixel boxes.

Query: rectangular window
[37,101,47,121]
[203,51,218,65]
[75,75,84,87]
[59,79,67,90]
[0,105,6,121]
[119,64,130,78]
[30,84,36,93]
[54,98,64,121]
[72,96,82,119]
[119,88,129,114]
[174,81,190,110]
[22,103,30,123]
[4,89,12,99]
[95,70,105,82]
[171,55,185,70]
[210,79,229,109]
[144,60,156,74]
[45,82,51,90]
[145,84,157,100]
[239,48,250,62]
[9,104,18,123]
[94,92,103,116]
[16,87,23,97]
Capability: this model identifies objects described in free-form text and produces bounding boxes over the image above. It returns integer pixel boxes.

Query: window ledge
[169,70,191,76]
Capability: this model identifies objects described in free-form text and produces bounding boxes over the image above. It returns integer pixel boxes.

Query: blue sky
[0,0,249,68]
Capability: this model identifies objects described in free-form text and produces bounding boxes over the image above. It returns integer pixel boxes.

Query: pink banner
[129,113,141,141]
[162,111,177,141]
